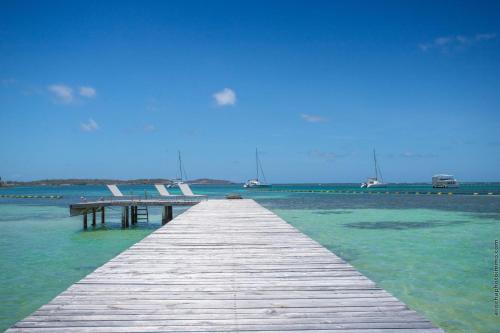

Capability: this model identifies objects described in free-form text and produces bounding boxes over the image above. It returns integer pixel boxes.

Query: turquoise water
[0,184,499,332]
[275,208,498,333]
[0,204,157,330]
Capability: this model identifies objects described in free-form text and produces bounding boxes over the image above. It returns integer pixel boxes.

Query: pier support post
[167,206,173,222]
[92,208,96,227]
[101,207,105,224]
[132,206,137,225]
[125,206,129,228]
[83,213,88,229]
[121,207,126,228]
[162,206,173,225]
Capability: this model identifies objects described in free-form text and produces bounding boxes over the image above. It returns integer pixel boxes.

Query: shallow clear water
[274,208,498,333]
[0,184,499,332]
[0,204,160,330]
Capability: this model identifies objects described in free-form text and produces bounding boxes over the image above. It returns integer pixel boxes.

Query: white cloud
[48,84,97,104]
[385,152,438,159]
[399,152,438,159]
[213,88,236,106]
[1,78,17,87]
[80,118,99,132]
[144,124,155,132]
[419,33,496,52]
[418,44,431,52]
[475,33,497,41]
[79,86,96,98]
[309,150,351,161]
[48,84,73,104]
[434,37,452,46]
[300,113,328,123]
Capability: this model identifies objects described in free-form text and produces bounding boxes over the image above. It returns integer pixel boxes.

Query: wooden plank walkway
[7,199,444,333]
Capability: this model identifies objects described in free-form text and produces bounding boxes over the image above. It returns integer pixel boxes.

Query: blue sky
[1,0,499,183]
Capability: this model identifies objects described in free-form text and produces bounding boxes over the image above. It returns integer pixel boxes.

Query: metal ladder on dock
[136,206,149,223]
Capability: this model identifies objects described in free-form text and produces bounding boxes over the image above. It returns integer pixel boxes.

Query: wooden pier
[7,199,443,332]
[70,199,200,228]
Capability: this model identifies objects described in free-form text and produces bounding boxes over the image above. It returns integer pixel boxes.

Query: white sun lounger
[178,182,206,198]
[154,183,205,200]
[178,182,194,196]
[106,184,124,197]
[154,184,171,197]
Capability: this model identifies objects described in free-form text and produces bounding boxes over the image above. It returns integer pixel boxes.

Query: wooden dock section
[70,198,202,228]
[7,199,443,332]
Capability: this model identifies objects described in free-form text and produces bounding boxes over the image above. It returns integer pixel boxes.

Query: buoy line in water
[0,194,63,199]
[255,189,498,196]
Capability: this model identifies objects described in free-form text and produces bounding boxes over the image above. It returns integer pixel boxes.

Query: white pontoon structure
[432,174,459,188]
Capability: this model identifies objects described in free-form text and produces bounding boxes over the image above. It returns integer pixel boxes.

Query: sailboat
[361,149,387,188]
[169,150,188,188]
[244,149,271,188]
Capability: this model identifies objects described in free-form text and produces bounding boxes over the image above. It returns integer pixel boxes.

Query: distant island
[0,178,235,187]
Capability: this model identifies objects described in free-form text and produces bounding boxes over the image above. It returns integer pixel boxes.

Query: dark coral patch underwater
[344,219,470,230]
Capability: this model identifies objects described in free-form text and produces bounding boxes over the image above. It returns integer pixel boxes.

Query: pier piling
[125,206,129,228]
[121,207,126,228]
[162,205,173,225]
[132,206,137,225]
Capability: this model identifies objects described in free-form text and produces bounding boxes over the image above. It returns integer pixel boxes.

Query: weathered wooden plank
[8,326,443,333]
[7,199,443,333]
[13,319,437,328]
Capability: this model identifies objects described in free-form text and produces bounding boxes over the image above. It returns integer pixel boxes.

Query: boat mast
[178,150,183,181]
[255,148,259,181]
[373,149,378,180]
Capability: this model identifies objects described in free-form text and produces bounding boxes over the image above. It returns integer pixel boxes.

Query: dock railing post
[92,208,96,227]
[101,207,105,224]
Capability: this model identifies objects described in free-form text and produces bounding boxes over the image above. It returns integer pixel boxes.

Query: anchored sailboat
[169,150,188,188]
[244,149,271,188]
[361,149,386,188]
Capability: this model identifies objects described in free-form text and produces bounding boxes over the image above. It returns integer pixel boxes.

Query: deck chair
[106,184,124,197]
[178,182,206,198]
[154,184,172,197]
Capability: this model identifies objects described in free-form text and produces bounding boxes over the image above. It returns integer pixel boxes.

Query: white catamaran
[244,149,271,188]
[361,149,387,188]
